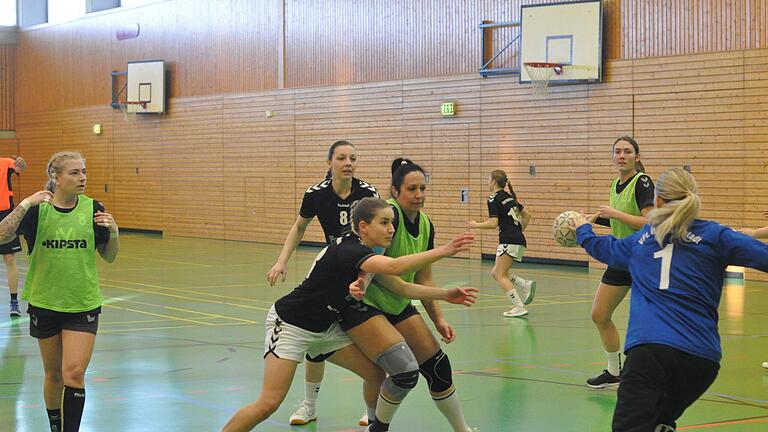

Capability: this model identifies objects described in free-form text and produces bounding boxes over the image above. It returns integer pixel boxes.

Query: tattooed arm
[0,191,53,244]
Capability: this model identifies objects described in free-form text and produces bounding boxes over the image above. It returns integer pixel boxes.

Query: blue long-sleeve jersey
[577,220,768,363]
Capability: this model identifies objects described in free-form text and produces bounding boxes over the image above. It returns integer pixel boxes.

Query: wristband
[19,200,30,211]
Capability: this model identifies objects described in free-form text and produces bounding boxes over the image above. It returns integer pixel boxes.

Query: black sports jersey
[274,234,376,332]
[391,204,435,250]
[595,173,655,227]
[487,190,526,246]
[17,198,111,254]
[299,177,378,244]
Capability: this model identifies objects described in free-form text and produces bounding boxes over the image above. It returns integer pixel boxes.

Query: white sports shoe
[520,280,536,305]
[289,400,317,425]
[763,361,768,369]
[502,306,528,318]
[359,410,369,426]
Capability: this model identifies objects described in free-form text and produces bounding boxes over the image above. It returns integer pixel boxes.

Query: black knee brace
[419,350,454,393]
[391,369,419,389]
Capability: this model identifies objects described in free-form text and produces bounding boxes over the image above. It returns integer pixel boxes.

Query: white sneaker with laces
[358,410,369,426]
[289,400,317,425]
[502,306,528,317]
[520,280,536,305]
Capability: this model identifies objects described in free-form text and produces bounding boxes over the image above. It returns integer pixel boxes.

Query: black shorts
[601,266,632,287]
[613,344,719,431]
[339,302,420,332]
[28,305,101,339]
[0,210,21,255]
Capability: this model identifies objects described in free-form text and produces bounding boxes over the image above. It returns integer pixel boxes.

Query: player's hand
[94,211,118,234]
[439,232,475,257]
[12,156,26,172]
[266,262,287,286]
[569,212,588,230]
[763,210,768,218]
[435,319,456,344]
[22,190,53,207]
[444,287,478,307]
[349,276,366,301]
[597,205,617,219]
[586,212,598,223]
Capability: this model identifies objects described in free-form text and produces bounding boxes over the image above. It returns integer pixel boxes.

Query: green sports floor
[1,233,767,431]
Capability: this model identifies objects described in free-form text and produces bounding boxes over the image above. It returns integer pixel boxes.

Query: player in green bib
[0,151,119,432]
[359,159,477,432]
[584,137,655,389]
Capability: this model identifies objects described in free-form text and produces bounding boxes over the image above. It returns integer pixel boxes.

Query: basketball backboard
[127,60,166,114]
[520,0,602,84]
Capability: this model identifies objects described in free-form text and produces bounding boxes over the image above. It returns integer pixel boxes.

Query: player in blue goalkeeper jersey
[572,167,768,432]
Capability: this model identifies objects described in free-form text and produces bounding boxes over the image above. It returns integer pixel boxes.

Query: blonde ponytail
[647,168,700,246]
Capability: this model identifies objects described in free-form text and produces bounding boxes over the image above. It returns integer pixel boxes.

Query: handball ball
[553,211,581,247]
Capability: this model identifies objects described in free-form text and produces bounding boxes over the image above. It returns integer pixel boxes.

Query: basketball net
[119,102,147,123]
[524,62,563,96]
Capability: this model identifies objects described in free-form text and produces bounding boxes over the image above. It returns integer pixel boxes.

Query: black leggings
[613,344,719,432]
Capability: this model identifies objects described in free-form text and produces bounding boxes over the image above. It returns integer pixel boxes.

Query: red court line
[678,417,768,430]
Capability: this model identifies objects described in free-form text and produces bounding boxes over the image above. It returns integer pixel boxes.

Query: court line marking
[101,282,271,312]
[102,278,275,303]
[678,416,768,430]
[103,304,213,326]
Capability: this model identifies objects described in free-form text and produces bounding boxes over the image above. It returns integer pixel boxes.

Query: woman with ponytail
[584,136,656,388]
[468,169,534,317]
[0,151,119,432]
[572,167,768,431]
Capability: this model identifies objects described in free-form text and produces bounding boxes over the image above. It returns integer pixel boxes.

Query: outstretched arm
[468,217,498,230]
[364,273,477,305]
[573,213,637,270]
[359,232,473,276]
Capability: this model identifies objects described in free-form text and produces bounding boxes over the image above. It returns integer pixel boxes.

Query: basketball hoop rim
[524,62,563,74]
[120,101,148,109]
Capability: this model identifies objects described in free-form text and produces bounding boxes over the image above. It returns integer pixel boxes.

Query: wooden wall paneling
[0,45,14,130]
[743,48,768,280]
[632,51,746,231]
[220,90,295,243]
[111,103,164,230]
[158,95,225,238]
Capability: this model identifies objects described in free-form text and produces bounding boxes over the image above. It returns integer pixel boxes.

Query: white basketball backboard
[520,0,602,84]
[127,60,166,114]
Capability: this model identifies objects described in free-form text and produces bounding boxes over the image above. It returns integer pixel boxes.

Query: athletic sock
[46,408,61,432]
[372,392,400,430]
[512,275,527,290]
[304,381,321,406]
[62,386,86,432]
[432,389,470,432]
[367,405,376,423]
[606,351,621,376]
[10,293,18,301]
[505,289,524,307]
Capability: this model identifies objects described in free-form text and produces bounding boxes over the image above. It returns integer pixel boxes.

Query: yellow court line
[103,304,213,326]
[102,278,275,303]
[164,306,258,324]
[100,318,193,325]
[440,298,595,312]
[103,283,272,313]
[116,254,214,268]
[98,321,258,334]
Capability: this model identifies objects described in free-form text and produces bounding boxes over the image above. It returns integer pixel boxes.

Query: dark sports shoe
[9,300,21,318]
[586,369,620,389]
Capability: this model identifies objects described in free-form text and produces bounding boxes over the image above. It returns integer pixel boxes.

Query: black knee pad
[391,369,419,389]
[419,350,453,393]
